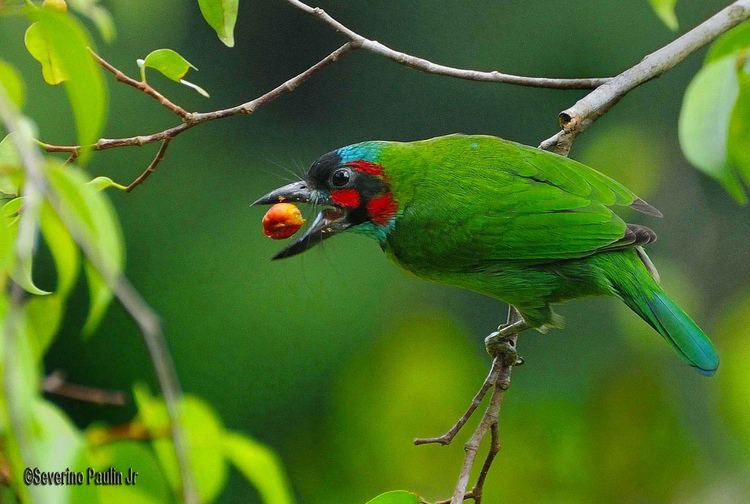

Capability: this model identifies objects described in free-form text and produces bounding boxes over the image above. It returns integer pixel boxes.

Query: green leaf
[728,72,750,186]
[40,200,80,297]
[46,161,124,335]
[0,135,22,196]
[648,0,678,31]
[365,491,421,504]
[88,176,126,191]
[0,201,14,276]
[706,20,750,64]
[85,441,173,504]
[134,386,229,503]
[678,55,744,202]
[142,49,196,82]
[28,400,87,504]
[25,294,63,358]
[198,0,238,47]
[26,10,107,163]
[0,60,26,108]
[0,134,20,169]
[24,22,67,85]
[139,49,209,98]
[4,197,51,295]
[222,432,294,504]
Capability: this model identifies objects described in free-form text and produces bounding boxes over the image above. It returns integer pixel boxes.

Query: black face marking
[305,149,392,228]
[307,150,342,188]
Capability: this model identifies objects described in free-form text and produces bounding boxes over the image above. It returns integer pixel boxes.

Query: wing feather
[389,135,661,268]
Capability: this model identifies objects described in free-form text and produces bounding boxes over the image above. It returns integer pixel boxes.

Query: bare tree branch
[284,0,610,89]
[38,43,355,155]
[540,0,750,155]
[42,370,128,406]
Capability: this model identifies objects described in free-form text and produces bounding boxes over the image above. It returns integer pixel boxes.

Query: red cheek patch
[330,189,361,208]
[367,194,398,225]
[346,160,384,177]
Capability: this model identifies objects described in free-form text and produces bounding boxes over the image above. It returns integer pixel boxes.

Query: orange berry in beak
[262,203,305,239]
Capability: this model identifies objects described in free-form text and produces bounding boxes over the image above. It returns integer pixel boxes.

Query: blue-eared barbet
[253,134,719,375]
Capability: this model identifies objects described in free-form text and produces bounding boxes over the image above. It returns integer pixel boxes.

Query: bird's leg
[414,357,503,446]
[484,319,529,366]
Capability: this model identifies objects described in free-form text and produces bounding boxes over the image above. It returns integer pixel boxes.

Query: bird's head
[253,143,399,259]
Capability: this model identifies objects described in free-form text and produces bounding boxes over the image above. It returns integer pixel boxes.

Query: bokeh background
[2,0,750,502]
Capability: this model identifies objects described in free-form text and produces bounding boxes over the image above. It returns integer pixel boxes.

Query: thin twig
[470,411,500,503]
[64,150,79,165]
[414,357,501,446]
[539,0,750,155]
[451,377,505,504]
[126,139,171,192]
[90,49,191,120]
[285,0,610,89]
[42,370,129,406]
[39,43,356,155]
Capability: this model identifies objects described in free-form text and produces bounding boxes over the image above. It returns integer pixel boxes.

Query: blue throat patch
[351,218,396,243]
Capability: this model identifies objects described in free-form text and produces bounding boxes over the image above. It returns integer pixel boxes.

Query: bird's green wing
[386,135,660,266]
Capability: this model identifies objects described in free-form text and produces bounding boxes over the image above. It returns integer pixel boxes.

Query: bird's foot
[484,318,529,366]
[484,334,521,367]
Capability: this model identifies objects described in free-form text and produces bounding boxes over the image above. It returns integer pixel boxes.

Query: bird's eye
[330,168,351,187]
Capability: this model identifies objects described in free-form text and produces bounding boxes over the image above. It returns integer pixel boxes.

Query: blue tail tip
[694,363,719,377]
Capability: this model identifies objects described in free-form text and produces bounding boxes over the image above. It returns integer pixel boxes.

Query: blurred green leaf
[141,49,195,82]
[28,400,86,504]
[0,135,22,196]
[678,55,744,202]
[88,176,126,191]
[0,201,13,276]
[706,21,750,64]
[134,386,228,503]
[40,201,80,297]
[365,491,421,504]
[0,60,26,108]
[0,135,20,169]
[68,0,116,42]
[198,0,238,47]
[222,431,294,504]
[4,197,51,295]
[728,72,750,185]
[46,161,124,335]
[647,0,678,31]
[26,9,107,163]
[25,295,63,357]
[85,441,174,504]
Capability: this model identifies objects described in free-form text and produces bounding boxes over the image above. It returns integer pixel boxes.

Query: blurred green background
[3,0,750,502]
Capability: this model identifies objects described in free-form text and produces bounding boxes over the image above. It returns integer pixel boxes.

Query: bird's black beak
[252,181,352,260]
[251,180,312,206]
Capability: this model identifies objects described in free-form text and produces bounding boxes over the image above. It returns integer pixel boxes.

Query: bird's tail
[602,250,719,376]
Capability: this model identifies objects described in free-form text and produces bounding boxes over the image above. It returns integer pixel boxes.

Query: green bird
[254,134,719,375]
